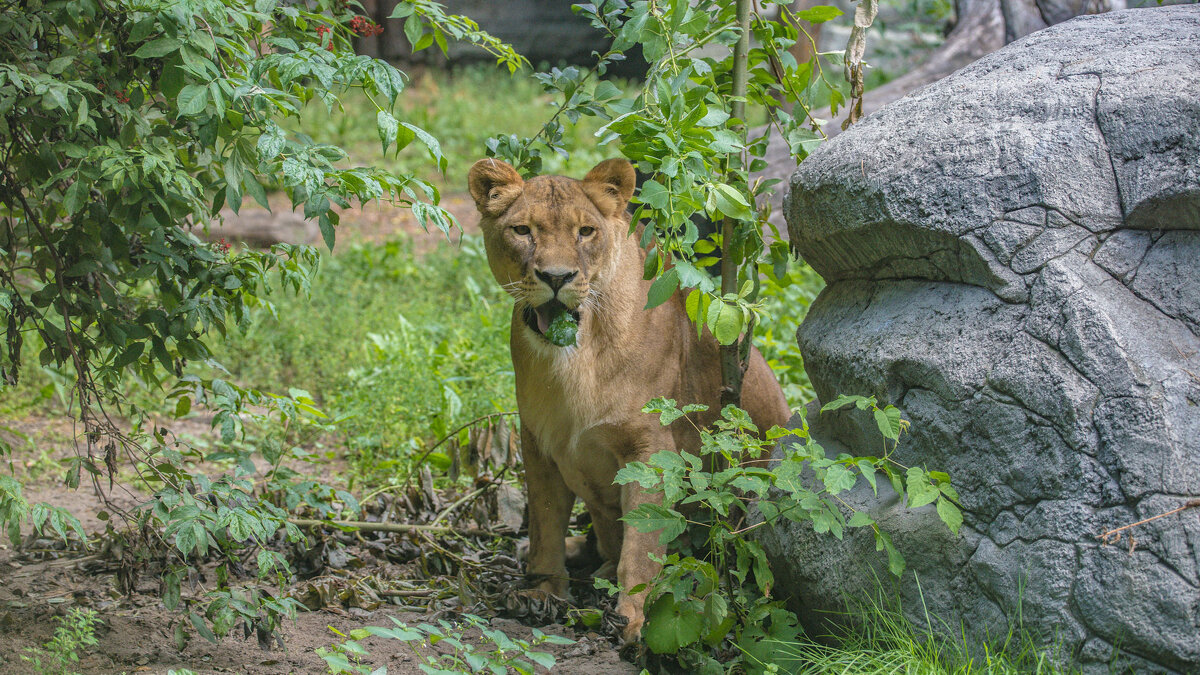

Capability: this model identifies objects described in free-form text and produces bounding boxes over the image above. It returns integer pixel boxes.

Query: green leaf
[938,482,961,502]
[621,503,686,545]
[905,467,939,509]
[257,123,285,161]
[645,267,679,309]
[857,459,878,494]
[706,299,742,345]
[710,183,754,220]
[614,462,660,489]
[821,463,856,494]
[133,37,182,59]
[366,625,422,641]
[643,594,703,654]
[643,397,686,426]
[318,213,335,251]
[528,652,556,669]
[190,612,218,643]
[673,258,714,293]
[163,569,182,610]
[377,110,398,152]
[847,510,874,528]
[792,5,844,23]
[639,179,670,210]
[644,246,660,280]
[877,530,905,577]
[62,181,86,215]
[937,496,963,535]
[874,405,902,441]
[545,311,578,347]
[821,394,869,412]
[400,122,445,171]
[696,107,729,127]
[113,342,144,370]
[177,84,209,116]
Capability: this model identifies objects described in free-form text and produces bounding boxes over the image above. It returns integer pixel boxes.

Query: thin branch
[1097,499,1200,544]
[391,411,518,493]
[288,518,508,538]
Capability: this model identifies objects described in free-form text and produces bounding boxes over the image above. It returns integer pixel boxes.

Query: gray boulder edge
[771,5,1200,673]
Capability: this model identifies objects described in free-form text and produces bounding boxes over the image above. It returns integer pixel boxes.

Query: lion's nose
[535,269,578,293]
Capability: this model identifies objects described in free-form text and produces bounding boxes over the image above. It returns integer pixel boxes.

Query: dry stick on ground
[1096,499,1200,552]
[288,518,509,539]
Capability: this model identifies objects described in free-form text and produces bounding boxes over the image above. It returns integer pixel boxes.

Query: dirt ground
[0,415,641,675]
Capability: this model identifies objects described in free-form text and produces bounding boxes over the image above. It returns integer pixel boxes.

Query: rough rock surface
[763,6,1200,673]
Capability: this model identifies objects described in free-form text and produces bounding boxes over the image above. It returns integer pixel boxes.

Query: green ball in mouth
[524,300,580,347]
[544,310,578,347]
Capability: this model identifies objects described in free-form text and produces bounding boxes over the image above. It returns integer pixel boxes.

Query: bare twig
[288,518,508,539]
[391,411,518,493]
[378,588,439,598]
[1096,499,1200,549]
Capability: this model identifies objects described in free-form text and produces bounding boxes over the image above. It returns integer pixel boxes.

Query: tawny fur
[467,158,791,644]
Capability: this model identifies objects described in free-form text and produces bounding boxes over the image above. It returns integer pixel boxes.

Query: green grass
[764,594,1079,675]
[208,235,515,486]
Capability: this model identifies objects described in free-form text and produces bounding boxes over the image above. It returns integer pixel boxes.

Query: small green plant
[614,395,962,672]
[21,608,100,675]
[316,614,573,675]
[0,473,86,551]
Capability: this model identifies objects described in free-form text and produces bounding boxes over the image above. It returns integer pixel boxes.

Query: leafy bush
[0,0,522,648]
[615,396,962,672]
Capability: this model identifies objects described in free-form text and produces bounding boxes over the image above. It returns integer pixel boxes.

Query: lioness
[467,157,790,643]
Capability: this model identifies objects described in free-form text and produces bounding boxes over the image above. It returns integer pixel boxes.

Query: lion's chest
[516,357,633,509]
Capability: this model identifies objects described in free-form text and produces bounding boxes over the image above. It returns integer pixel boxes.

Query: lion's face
[468,159,636,345]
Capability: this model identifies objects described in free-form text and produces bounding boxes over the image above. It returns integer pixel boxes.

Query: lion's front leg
[522,428,575,599]
[615,474,667,645]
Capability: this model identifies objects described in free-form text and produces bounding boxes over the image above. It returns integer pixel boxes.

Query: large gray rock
[765,6,1200,673]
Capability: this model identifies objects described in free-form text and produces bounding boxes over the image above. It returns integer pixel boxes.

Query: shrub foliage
[0,0,518,647]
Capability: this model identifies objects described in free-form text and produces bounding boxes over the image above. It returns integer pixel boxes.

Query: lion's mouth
[523,299,580,339]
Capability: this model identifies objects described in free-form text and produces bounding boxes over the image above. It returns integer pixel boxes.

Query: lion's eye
[579,226,595,237]
[513,225,531,236]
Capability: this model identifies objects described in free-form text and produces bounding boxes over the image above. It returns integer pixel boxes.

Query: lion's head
[467,158,636,346]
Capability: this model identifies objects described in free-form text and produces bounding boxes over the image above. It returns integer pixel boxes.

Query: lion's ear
[582,158,636,217]
[468,159,524,217]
